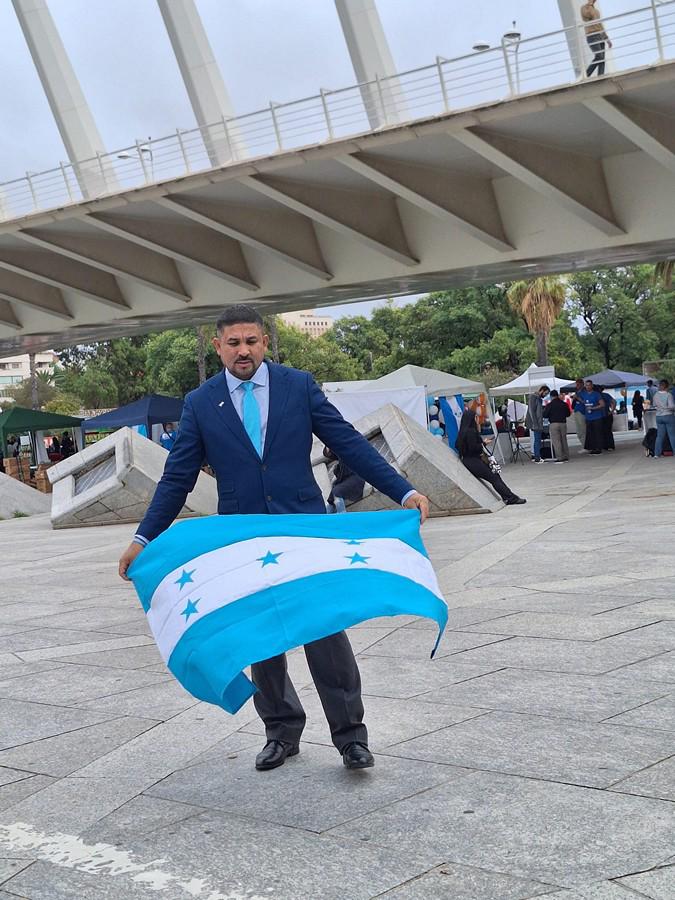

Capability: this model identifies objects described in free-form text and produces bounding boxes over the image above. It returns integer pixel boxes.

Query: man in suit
[119,305,429,772]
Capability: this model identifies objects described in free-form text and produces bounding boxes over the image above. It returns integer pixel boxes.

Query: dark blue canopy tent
[83,394,184,438]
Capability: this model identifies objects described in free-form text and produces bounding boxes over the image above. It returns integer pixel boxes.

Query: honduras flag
[129,510,447,715]
[440,395,464,452]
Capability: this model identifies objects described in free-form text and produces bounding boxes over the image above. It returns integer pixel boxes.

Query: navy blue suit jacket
[137,362,414,542]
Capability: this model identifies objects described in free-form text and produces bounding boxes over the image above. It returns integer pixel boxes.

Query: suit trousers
[251,631,367,752]
[549,422,569,460]
[574,411,587,448]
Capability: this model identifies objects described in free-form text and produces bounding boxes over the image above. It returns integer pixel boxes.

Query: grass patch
[12,511,29,518]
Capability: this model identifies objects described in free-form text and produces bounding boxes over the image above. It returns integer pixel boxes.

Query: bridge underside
[0,63,674,356]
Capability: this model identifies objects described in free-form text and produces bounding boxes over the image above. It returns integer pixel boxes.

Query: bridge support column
[157,0,239,166]
[12,0,116,198]
[334,0,404,129]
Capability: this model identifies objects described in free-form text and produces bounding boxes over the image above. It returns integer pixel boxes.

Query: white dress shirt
[225,360,270,449]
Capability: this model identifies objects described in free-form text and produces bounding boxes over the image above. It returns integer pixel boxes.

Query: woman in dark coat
[455,410,526,505]
[632,390,644,430]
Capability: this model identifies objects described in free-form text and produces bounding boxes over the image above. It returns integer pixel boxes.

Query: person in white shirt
[653,379,675,458]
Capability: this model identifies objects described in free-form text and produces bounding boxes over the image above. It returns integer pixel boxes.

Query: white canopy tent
[325,385,427,429]
[365,364,488,398]
[490,363,570,397]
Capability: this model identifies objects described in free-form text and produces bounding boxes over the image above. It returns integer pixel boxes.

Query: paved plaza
[0,433,674,899]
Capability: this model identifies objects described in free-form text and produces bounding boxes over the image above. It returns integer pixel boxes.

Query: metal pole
[269,102,283,150]
[176,128,191,172]
[136,140,150,182]
[59,162,74,201]
[501,40,515,95]
[574,20,587,79]
[375,73,388,125]
[25,172,38,210]
[96,151,107,192]
[222,117,236,160]
[436,56,450,111]
[650,0,665,61]
[320,89,334,140]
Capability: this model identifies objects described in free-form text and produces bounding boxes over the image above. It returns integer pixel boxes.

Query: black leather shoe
[342,742,375,769]
[505,496,526,505]
[255,740,299,771]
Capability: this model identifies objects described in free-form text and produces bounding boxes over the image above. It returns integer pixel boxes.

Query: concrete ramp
[47,427,217,529]
[0,472,50,518]
[348,404,502,515]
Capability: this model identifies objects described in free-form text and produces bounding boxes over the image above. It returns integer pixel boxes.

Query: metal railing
[0,0,673,222]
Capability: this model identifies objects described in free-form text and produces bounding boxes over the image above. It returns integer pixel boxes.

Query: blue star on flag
[257,551,283,567]
[181,598,200,621]
[345,539,363,545]
[346,552,369,565]
[175,569,196,590]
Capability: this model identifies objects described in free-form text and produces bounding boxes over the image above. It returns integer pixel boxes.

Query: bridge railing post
[375,73,388,126]
[650,0,665,61]
[25,172,38,211]
[436,57,450,112]
[501,39,515,96]
[176,129,191,173]
[136,140,150,183]
[270,102,283,150]
[320,89,334,140]
[574,20,587,79]
[60,162,74,202]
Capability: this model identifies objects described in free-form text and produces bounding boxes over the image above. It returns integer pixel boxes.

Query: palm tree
[507,276,566,366]
[196,326,208,385]
[29,353,39,409]
[655,259,673,288]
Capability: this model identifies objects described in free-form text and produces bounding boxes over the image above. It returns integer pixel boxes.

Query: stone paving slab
[356,654,506,699]
[379,863,556,899]
[617,864,675,898]
[382,710,675,787]
[326,771,675,887]
[0,699,117,750]
[419,668,669,722]
[146,740,470,833]
[0,717,158,777]
[610,755,675,801]
[606,695,675,731]
[360,625,510,659]
[0,664,169,706]
[458,612,659,641]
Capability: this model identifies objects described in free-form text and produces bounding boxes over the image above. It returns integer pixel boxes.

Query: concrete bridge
[0,0,673,355]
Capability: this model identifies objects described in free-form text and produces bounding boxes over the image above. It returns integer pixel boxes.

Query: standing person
[119,305,429,773]
[653,379,675,458]
[646,380,658,405]
[60,432,74,458]
[455,410,525,505]
[50,434,61,455]
[571,379,588,454]
[599,386,616,451]
[544,390,571,462]
[525,385,549,464]
[577,379,605,454]
[581,0,612,77]
[159,423,176,452]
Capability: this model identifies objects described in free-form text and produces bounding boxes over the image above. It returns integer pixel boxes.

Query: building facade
[0,352,57,392]
[280,310,334,338]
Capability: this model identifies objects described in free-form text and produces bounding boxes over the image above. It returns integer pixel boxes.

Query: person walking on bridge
[581,1,612,77]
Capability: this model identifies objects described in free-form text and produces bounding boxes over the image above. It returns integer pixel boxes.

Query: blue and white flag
[440,395,464,452]
[129,510,447,715]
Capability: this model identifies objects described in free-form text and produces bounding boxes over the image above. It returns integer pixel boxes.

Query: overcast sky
[0,0,636,318]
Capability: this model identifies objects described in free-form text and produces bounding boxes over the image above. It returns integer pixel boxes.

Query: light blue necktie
[240,381,262,456]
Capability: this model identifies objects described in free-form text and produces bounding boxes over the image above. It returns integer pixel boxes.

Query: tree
[265,315,280,363]
[507,277,566,365]
[43,393,82,416]
[196,326,208,385]
[29,353,39,409]
[7,372,56,409]
[275,320,360,382]
[655,259,673,289]
[145,328,221,396]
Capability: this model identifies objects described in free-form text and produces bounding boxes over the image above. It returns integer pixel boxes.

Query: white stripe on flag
[148,536,441,662]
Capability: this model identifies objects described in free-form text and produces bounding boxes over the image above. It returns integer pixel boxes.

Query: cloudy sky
[0,0,637,317]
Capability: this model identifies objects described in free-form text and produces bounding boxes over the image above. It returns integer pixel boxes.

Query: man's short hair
[215,305,264,333]
[659,379,669,389]
[550,389,559,398]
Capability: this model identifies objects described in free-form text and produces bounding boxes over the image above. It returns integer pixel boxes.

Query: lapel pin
[219,401,224,407]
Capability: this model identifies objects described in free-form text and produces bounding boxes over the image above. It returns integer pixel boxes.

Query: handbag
[482,447,502,474]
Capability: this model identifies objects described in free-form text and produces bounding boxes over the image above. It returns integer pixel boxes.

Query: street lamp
[501,21,522,94]
[472,41,491,52]
[117,137,154,181]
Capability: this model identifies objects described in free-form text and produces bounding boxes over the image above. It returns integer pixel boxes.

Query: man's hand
[403,492,430,525]
[119,542,144,581]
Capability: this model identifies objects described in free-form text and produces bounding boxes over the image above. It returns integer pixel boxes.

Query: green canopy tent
[0,407,83,463]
